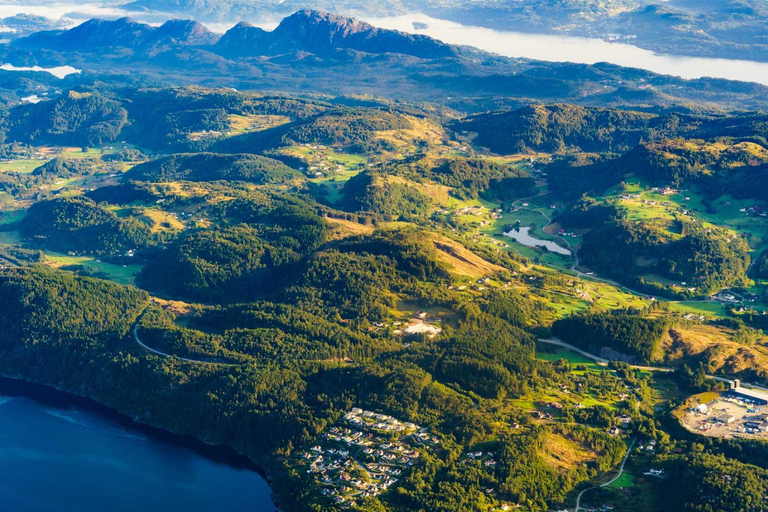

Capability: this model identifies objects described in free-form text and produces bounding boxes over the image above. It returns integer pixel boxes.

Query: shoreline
[0,372,281,511]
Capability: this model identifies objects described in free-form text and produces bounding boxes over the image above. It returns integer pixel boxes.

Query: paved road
[132,308,237,366]
[537,337,673,373]
[536,338,768,392]
[574,437,637,512]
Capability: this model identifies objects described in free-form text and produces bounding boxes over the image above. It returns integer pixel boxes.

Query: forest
[0,77,766,512]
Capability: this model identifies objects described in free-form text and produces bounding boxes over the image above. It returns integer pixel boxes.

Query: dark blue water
[0,379,275,512]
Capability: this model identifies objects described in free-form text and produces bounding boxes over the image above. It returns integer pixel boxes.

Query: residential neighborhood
[294,408,440,507]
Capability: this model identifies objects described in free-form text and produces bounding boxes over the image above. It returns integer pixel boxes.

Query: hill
[124,153,302,184]
[19,197,155,258]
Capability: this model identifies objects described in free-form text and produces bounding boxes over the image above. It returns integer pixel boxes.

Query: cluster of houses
[187,129,225,141]
[637,439,657,453]
[556,228,578,238]
[296,408,439,507]
[457,205,486,216]
[739,205,768,218]
[343,408,423,434]
[297,143,365,179]
[462,450,498,468]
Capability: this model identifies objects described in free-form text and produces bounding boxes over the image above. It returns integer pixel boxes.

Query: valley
[0,7,765,512]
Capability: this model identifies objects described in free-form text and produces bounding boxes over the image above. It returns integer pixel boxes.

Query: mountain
[14,17,219,52]
[119,0,768,62]
[3,10,768,114]
[213,10,458,59]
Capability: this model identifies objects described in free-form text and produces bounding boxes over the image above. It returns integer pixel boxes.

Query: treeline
[121,87,326,150]
[552,312,670,362]
[546,138,768,203]
[217,107,410,154]
[454,104,768,157]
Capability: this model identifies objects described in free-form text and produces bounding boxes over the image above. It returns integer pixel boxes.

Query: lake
[366,14,768,86]
[504,227,571,256]
[0,377,274,512]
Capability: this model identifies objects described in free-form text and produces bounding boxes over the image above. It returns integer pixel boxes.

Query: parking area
[682,394,768,439]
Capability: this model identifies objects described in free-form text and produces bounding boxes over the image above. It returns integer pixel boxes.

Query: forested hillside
[0,22,765,509]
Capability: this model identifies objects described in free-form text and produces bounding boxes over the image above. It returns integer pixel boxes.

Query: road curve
[536,337,768,393]
[132,308,237,366]
[574,437,637,511]
[536,337,674,373]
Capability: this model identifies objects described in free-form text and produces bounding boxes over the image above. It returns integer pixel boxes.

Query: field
[0,230,21,245]
[0,159,47,173]
[227,113,291,136]
[536,346,607,376]
[0,209,26,225]
[606,470,635,489]
[43,252,143,286]
[668,300,729,318]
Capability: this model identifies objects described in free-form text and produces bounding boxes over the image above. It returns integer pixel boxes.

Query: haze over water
[367,14,768,86]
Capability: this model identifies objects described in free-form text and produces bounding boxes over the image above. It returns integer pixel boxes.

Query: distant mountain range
[1,10,767,114]
[116,0,768,63]
[17,18,219,51]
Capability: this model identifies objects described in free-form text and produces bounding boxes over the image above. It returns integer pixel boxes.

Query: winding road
[574,437,637,512]
[537,338,768,393]
[132,308,238,366]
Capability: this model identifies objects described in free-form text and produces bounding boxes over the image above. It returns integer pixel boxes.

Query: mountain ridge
[14,17,220,51]
[214,10,458,59]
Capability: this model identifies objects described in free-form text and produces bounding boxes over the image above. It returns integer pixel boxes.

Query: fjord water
[367,14,768,86]
[0,380,274,512]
